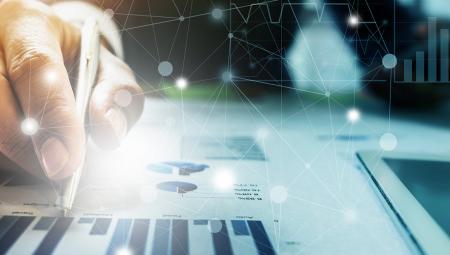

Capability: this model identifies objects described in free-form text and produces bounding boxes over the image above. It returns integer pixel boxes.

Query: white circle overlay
[379,132,398,151]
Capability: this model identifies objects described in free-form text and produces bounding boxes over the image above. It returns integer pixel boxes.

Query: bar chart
[399,17,450,83]
[0,215,276,255]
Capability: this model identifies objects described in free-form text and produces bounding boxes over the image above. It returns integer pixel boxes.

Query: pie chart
[156,181,197,194]
[147,161,209,175]
[147,163,175,174]
[163,161,209,175]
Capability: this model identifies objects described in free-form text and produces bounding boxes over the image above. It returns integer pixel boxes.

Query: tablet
[357,151,450,255]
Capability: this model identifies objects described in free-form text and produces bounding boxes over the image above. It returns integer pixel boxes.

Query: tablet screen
[383,158,450,236]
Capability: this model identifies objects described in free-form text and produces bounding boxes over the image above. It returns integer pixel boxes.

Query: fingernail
[41,138,69,177]
[106,107,127,144]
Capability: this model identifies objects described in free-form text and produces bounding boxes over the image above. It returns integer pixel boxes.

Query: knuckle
[116,59,134,75]
[103,49,129,71]
[0,1,63,83]
[8,48,59,83]
[0,0,56,30]
[132,82,144,94]
[0,0,27,12]
[0,0,52,18]
[102,51,135,78]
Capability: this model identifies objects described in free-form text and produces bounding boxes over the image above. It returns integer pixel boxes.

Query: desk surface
[132,96,448,254]
[0,95,449,254]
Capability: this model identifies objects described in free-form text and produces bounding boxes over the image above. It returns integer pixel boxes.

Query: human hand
[0,0,144,180]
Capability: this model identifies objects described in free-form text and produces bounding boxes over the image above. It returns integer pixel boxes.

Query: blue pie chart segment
[162,161,209,175]
[147,163,175,174]
[156,181,197,194]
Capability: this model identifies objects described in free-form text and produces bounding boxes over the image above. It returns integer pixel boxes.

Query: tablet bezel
[357,151,450,255]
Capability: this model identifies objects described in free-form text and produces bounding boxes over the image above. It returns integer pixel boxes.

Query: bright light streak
[256,127,269,141]
[21,118,39,136]
[346,108,361,123]
[176,77,188,90]
[45,69,58,84]
[270,186,288,204]
[115,247,132,255]
[348,15,359,27]
[214,170,234,190]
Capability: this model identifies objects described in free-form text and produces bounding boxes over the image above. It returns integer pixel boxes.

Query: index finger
[0,1,84,179]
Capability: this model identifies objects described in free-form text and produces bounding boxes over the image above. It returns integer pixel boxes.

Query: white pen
[59,17,100,216]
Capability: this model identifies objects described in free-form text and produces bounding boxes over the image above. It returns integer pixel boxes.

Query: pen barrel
[59,17,100,214]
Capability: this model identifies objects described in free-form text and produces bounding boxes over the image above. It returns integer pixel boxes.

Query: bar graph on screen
[397,17,450,84]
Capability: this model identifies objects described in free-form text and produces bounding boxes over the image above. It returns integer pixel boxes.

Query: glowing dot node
[343,208,358,223]
[348,15,359,27]
[305,163,311,169]
[176,77,188,90]
[228,33,234,39]
[179,16,185,21]
[379,132,397,151]
[104,9,114,19]
[214,170,234,190]
[270,186,288,204]
[222,71,233,83]
[347,108,361,123]
[114,89,133,107]
[208,220,222,233]
[158,61,173,77]
[21,118,39,136]
[211,8,223,20]
[382,54,397,69]
[325,91,331,97]
[45,70,58,84]
[256,128,269,140]
[115,247,132,255]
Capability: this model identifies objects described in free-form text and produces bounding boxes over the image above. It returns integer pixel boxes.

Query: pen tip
[59,208,68,217]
